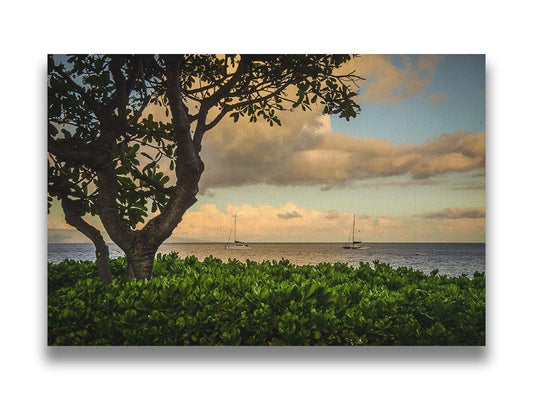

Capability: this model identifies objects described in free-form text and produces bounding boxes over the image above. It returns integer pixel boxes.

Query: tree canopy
[48,54,363,280]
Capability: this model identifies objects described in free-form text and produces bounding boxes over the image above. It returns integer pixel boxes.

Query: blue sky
[330,55,485,145]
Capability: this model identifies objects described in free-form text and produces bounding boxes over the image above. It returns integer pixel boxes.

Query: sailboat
[342,214,369,250]
[225,214,250,249]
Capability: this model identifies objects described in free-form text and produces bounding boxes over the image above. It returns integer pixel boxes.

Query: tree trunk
[60,197,113,285]
[119,183,199,281]
[91,62,203,281]
[94,242,113,285]
[126,247,157,280]
[125,264,135,281]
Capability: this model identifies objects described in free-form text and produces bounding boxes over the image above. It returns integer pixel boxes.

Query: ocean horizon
[48,242,485,277]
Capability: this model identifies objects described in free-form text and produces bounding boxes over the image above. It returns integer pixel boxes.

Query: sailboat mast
[352,214,355,243]
[234,214,237,242]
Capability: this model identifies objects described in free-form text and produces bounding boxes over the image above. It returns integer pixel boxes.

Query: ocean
[48,242,485,277]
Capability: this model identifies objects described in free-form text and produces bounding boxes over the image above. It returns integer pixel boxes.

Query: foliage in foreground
[48,254,485,345]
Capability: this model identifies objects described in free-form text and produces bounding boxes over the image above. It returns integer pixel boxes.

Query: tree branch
[196,55,251,128]
[126,93,152,127]
[48,133,106,168]
[163,55,203,173]
[94,162,135,253]
[131,168,174,195]
[60,196,113,285]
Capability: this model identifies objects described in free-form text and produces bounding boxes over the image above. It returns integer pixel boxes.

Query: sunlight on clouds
[338,55,446,104]
[169,203,485,243]
[47,200,485,243]
[200,108,485,190]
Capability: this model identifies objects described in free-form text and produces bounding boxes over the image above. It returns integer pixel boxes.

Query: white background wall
[1,1,529,399]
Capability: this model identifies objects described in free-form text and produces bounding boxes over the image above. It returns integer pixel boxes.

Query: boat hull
[224,245,250,250]
[343,245,369,250]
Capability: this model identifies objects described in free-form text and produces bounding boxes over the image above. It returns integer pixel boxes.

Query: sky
[48,54,486,243]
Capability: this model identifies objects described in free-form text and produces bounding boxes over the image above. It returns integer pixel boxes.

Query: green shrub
[48,254,485,345]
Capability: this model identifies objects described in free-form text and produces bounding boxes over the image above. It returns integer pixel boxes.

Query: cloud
[167,202,485,243]
[172,202,376,242]
[48,202,486,243]
[428,92,453,106]
[200,109,485,191]
[173,202,351,242]
[415,207,485,219]
[342,55,446,104]
[133,55,469,193]
[325,210,339,219]
[357,177,442,189]
[451,182,485,191]
[277,211,303,219]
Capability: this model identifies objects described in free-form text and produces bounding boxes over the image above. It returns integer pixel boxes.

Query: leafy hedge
[48,254,485,345]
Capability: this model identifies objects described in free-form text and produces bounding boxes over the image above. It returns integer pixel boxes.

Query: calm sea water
[48,242,485,277]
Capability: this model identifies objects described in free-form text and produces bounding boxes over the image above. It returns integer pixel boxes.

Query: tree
[48,54,362,282]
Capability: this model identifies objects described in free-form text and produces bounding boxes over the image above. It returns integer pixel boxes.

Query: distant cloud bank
[48,202,485,243]
[416,207,486,219]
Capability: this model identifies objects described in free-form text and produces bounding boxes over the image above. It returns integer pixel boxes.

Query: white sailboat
[342,214,369,250]
[225,214,250,249]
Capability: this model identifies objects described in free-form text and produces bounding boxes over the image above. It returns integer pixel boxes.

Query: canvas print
[48,54,485,345]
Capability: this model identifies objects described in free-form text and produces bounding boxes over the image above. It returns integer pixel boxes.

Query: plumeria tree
[48,54,362,282]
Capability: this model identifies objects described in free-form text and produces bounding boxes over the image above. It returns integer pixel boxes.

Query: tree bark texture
[60,197,113,285]
[125,248,157,280]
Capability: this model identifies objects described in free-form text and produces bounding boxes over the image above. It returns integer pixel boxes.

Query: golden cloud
[199,109,485,190]
[340,55,446,104]
[47,201,486,243]
[170,202,485,243]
